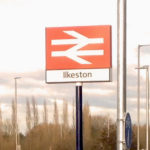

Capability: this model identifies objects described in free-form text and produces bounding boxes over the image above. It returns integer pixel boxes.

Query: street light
[137,45,150,150]
[136,66,149,150]
[14,77,21,150]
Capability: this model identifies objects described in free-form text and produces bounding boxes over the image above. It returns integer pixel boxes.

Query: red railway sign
[46,25,112,83]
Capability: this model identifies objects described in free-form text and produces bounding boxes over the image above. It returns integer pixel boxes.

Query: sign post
[117,0,127,149]
[76,82,83,150]
[46,25,112,150]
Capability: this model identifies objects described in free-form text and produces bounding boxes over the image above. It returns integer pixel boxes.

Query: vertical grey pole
[146,67,149,150]
[15,78,18,150]
[76,82,83,150]
[117,0,126,150]
[14,77,21,150]
[137,45,140,150]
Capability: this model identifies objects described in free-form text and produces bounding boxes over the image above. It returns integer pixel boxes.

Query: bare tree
[52,101,60,149]
[32,97,39,127]
[42,99,50,149]
[0,104,3,150]
[72,99,75,129]
[26,99,32,150]
[26,99,31,131]
[11,99,16,135]
[63,100,68,127]
[83,102,91,150]
[53,101,59,125]
[43,99,48,124]
[2,119,15,150]
[0,104,2,131]
[3,119,14,135]
[62,100,69,139]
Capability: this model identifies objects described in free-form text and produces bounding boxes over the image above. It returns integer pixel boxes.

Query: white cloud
[0,104,10,112]
[0,86,9,95]
[84,88,114,96]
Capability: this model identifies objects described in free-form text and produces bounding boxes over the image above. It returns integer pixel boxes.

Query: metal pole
[76,82,83,150]
[137,66,150,150]
[146,67,149,150]
[117,0,126,150]
[137,45,150,150]
[14,77,21,150]
[15,78,18,150]
[137,45,141,150]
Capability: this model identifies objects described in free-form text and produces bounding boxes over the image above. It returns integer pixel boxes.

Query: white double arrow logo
[51,31,104,64]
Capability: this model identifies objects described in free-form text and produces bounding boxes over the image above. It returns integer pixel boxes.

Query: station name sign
[46,25,112,83]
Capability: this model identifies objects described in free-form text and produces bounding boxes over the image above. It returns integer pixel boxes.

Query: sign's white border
[46,68,112,83]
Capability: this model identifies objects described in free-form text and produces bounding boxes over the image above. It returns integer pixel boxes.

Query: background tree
[62,100,68,134]
[61,100,70,149]
[2,119,15,150]
[139,125,146,149]
[11,99,16,135]
[26,98,32,150]
[53,101,59,125]
[0,96,141,150]
[52,101,60,150]
[72,99,75,129]
[131,124,137,150]
[32,97,39,127]
[43,99,48,125]
[83,102,92,150]
[26,98,31,131]
[42,99,49,150]
[0,104,2,150]
[11,99,16,150]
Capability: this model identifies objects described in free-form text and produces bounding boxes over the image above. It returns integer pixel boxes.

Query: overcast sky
[0,0,150,132]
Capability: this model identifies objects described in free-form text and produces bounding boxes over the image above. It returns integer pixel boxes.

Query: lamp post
[145,66,149,150]
[136,66,149,150]
[137,45,150,150]
[117,0,127,149]
[14,77,21,150]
